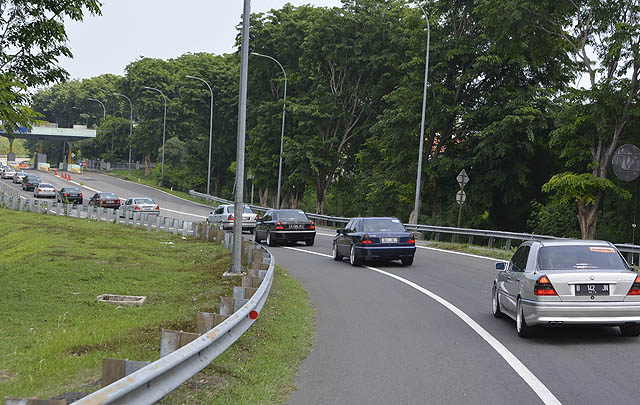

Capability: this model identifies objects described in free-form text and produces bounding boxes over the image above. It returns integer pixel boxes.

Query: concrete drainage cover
[97,294,147,306]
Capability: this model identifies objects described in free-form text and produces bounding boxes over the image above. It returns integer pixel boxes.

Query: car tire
[620,324,640,337]
[349,244,361,266]
[254,231,262,244]
[492,285,505,318]
[305,238,315,246]
[516,298,533,338]
[401,256,414,265]
[267,231,276,247]
[332,242,343,261]
[249,228,255,234]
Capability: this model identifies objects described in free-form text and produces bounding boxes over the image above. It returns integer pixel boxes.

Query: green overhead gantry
[0,125,96,164]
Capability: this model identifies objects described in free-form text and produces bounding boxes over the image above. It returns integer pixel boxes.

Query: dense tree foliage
[26,0,640,244]
[0,0,101,133]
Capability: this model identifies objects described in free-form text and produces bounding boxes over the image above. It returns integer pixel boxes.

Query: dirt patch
[0,369,15,382]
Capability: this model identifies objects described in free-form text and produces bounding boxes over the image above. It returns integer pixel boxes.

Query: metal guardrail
[189,190,640,257]
[0,183,276,404]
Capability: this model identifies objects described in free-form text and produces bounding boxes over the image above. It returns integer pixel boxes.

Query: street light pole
[185,75,215,195]
[412,3,430,225]
[113,93,133,175]
[231,0,251,274]
[87,98,110,151]
[251,52,287,209]
[143,86,167,185]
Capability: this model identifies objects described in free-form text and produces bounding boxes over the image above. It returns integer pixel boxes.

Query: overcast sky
[59,0,343,80]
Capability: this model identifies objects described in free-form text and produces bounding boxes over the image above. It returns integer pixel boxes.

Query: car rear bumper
[522,299,640,325]
[222,221,257,231]
[357,245,416,260]
[271,230,316,241]
[36,192,56,197]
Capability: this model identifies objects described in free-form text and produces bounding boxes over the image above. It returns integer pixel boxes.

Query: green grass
[423,240,515,261]
[107,169,214,207]
[0,209,315,403]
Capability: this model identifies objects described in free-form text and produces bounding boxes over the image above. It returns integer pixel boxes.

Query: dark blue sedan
[332,217,416,266]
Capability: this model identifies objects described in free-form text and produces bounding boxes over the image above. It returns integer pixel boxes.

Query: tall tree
[530,0,640,238]
[0,0,102,132]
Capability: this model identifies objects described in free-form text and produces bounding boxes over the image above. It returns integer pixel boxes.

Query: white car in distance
[121,197,160,219]
[206,204,259,233]
[34,183,56,198]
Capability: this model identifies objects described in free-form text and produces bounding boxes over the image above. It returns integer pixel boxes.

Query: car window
[39,183,53,188]
[101,193,118,198]
[135,198,154,204]
[344,219,354,233]
[354,219,362,232]
[511,246,530,272]
[215,207,224,214]
[227,205,253,214]
[263,211,272,222]
[362,218,406,233]
[274,210,309,221]
[538,246,628,270]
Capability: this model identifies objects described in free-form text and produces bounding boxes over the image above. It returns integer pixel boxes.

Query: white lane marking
[281,245,561,405]
[416,245,503,262]
[316,232,335,237]
[161,207,206,219]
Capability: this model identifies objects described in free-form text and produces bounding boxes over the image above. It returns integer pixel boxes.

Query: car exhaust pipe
[548,321,564,327]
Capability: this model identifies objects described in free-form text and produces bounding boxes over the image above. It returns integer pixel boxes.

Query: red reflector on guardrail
[249,310,258,320]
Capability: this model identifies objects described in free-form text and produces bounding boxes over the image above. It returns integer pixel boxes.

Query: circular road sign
[612,144,640,182]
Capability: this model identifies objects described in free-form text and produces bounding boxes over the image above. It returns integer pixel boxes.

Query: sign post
[456,169,469,228]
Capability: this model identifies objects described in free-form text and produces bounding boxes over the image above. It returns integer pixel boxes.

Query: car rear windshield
[64,188,81,192]
[39,183,53,188]
[227,206,254,214]
[101,193,118,198]
[275,210,308,221]
[135,198,155,204]
[363,218,406,232]
[28,176,40,181]
[538,246,628,270]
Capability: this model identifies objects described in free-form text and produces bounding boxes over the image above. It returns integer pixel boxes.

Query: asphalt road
[3,170,639,404]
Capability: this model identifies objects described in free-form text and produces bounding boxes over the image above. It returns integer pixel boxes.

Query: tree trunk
[577,193,602,239]
[315,174,331,214]
[145,152,151,177]
[259,187,269,207]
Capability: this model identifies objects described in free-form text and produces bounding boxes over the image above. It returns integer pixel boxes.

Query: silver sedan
[121,197,160,219]
[492,240,640,337]
[33,183,56,198]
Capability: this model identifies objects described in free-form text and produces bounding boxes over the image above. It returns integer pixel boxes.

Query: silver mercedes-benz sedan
[492,240,640,337]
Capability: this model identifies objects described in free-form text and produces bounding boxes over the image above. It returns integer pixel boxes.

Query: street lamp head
[251,52,263,57]
[185,75,197,79]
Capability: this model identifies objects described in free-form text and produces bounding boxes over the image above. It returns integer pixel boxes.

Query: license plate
[575,284,609,296]
[381,238,398,244]
[290,224,302,229]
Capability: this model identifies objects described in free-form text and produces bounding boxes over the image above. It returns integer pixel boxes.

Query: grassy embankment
[0,209,314,402]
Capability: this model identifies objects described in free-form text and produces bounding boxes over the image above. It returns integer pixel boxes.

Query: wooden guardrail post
[160,330,200,358]
[101,358,150,388]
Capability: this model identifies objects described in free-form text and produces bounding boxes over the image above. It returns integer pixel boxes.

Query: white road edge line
[281,245,561,405]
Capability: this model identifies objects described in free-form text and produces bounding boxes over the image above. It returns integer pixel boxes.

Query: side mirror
[337,229,344,234]
[495,262,506,271]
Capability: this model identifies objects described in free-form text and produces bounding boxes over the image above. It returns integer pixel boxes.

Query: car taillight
[135,205,140,210]
[628,276,640,295]
[309,221,315,230]
[534,275,558,296]
[256,214,260,220]
[406,235,415,244]
[79,193,83,197]
[361,235,373,245]
[63,193,68,197]
[275,221,284,230]
[228,214,234,221]
[155,205,160,210]
[38,188,42,192]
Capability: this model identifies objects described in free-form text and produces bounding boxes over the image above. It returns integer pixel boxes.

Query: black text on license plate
[575,284,609,296]
[290,224,302,229]
[381,237,397,244]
